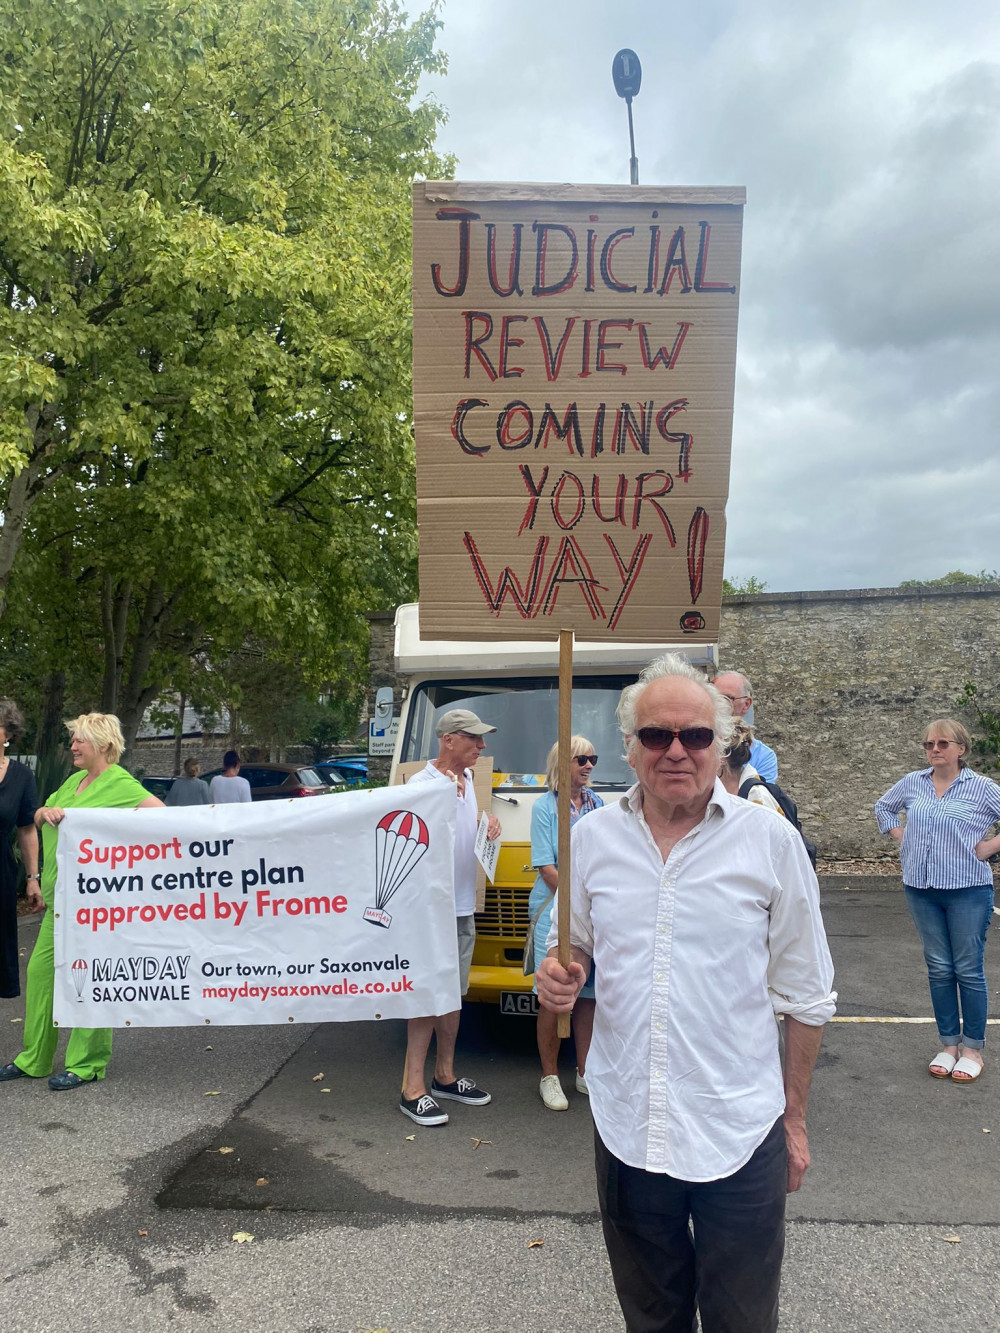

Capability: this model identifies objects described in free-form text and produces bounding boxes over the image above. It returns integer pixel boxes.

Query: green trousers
[14,906,112,1080]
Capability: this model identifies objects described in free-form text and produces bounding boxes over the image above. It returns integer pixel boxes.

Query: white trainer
[575,1069,589,1095]
[539,1075,569,1111]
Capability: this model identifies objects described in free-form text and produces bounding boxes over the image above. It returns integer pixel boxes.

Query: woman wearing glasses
[530,735,603,1111]
[875,719,1000,1083]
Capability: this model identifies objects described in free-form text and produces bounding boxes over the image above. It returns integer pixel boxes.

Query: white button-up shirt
[548,780,836,1182]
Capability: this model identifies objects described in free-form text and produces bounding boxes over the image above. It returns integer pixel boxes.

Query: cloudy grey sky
[419,0,1000,592]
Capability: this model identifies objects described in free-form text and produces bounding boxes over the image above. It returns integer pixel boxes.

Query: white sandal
[928,1051,957,1078]
[951,1055,984,1084]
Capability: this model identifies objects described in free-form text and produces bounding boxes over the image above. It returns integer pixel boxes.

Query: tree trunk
[0,404,67,620]
[117,583,170,768]
[36,670,67,763]
[100,575,132,713]
[0,457,46,621]
[173,692,186,776]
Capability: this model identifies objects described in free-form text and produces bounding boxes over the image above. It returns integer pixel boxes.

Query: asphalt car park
[3,880,998,1333]
[155,881,998,1227]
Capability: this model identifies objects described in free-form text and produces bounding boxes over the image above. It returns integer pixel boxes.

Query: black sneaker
[430,1076,492,1106]
[399,1093,449,1126]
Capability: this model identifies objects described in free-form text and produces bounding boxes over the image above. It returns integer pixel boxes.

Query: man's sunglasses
[573,754,598,767]
[634,726,715,751]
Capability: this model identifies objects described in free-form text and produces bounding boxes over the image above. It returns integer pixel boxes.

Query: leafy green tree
[722,575,768,596]
[301,696,365,762]
[957,683,1000,774]
[900,570,1000,588]
[201,640,364,761]
[0,0,446,757]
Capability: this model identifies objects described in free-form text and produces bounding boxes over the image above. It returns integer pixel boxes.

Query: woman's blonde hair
[64,712,125,764]
[723,720,755,773]
[545,735,596,791]
[924,718,973,768]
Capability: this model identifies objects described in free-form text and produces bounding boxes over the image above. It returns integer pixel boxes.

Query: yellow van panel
[494,842,535,887]
[467,963,534,1005]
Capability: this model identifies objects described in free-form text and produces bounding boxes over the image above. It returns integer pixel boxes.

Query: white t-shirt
[738,764,784,816]
[407,761,479,916]
[209,774,252,804]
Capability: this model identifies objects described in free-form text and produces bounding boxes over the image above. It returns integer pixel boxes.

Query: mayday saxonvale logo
[364,810,430,929]
[71,958,88,1001]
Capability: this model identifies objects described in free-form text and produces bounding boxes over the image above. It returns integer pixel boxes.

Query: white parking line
[830,1016,1000,1024]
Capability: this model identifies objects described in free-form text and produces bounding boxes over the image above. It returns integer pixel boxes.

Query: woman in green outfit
[0,713,164,1091]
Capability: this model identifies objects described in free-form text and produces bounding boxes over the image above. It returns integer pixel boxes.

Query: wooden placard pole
[556,628,574,1040]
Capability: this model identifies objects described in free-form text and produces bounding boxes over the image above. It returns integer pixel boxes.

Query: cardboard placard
[412,182,745,643]
[395,758,494,912]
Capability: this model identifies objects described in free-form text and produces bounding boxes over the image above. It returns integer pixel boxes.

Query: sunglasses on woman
[573,754,598,766]
[922,739,957,751]
[634,726,715,751]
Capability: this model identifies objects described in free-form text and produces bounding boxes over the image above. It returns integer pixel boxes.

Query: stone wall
[367,587,1000,859]
[129,740,230,777]
[719,584,1000,858]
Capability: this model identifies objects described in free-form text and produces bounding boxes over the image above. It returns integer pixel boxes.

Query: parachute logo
[364,810,430,929]
[71,958,88,1001]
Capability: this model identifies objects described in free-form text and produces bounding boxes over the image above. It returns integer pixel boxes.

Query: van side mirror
[374,687,394,724]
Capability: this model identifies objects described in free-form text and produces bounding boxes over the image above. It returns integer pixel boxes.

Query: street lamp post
[612,49,642,185]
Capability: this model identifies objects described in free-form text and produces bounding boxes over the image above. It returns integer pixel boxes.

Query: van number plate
[500,991,539,1016]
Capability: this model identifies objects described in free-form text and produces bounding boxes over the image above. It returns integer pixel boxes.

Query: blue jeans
[904,885,994,1048]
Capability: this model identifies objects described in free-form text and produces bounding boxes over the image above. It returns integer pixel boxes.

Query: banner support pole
[556,628,574,1040]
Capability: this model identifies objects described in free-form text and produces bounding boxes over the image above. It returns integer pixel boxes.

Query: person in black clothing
[723,723,818,867]
[0,700,40,999]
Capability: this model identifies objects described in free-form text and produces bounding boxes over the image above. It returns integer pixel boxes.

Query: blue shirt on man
[749,738,778,783]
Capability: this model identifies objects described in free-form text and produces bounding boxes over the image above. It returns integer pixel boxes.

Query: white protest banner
[474,812,499,884]
[52,784,458,1028]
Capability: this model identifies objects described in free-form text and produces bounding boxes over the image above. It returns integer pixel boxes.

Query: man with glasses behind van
[536,655,835,1333]
[712,670,778,783]
[399,709,502,1127]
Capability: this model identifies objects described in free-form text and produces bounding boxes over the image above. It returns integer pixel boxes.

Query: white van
[388,603,717,1014]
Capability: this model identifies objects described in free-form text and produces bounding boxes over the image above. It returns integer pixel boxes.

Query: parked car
[314,754,368,786]
[139,776,176,801]
[198,762,343,801]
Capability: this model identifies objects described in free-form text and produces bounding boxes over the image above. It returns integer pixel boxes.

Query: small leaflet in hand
[474,811,500,883]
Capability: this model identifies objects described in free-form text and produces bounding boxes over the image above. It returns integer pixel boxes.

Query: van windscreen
[401,676,635,787]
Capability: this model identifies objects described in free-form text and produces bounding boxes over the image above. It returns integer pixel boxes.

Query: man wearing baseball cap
[398,709,502,1127]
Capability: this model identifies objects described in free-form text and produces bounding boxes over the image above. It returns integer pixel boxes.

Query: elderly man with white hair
[536,654,835,1333]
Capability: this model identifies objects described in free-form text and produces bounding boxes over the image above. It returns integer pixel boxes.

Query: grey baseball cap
[436,708,497,737]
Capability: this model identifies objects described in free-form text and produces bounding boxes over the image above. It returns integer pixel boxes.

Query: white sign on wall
[368,717,400,755]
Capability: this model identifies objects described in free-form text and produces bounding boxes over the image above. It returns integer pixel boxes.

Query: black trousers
[595,1119,787,1333]
[0,868,19,998]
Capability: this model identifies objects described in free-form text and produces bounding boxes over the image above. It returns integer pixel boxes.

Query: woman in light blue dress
[529,735,603,1111]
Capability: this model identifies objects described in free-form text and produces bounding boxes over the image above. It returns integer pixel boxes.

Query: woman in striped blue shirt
[875,719,1000,1084]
